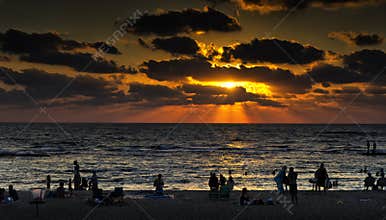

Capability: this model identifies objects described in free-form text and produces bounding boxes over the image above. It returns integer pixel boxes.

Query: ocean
[0,123,385,191]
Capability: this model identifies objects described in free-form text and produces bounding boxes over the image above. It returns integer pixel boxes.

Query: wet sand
[1,190,385,220]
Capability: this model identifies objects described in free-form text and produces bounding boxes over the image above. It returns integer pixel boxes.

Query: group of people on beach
[208,170,235,197]
[2,159,385,206]
[273,166,300,203]
[45,160,99,199]
[0,185,19,204]
[240,163,330,206]
[364,168,385,190]
[366,140,378,155]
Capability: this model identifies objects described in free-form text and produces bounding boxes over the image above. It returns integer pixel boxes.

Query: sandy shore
[1,190,385,220]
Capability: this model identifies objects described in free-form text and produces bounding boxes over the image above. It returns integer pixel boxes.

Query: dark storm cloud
[219,0,386,13]
[0,29,133,73]
[141,57,313,94]
[152,37,200,55]
[334,93,386,108]
[20,51,136,74]
[181,83,285,106]
[0,29,120,55]
[221,38,325,64]
[182,83,230,95]
[0,29,83,54]
[127,83,285,107]
[0,65,285,108]
[126,7,241,36]
[309,49,386,85]
[343,49,386,82]
[329,32,384,46]
[0,67,129,106]
[308,64,363,84]
[128,83,185,101]
[91,42,121,55]
[309,50,386,85]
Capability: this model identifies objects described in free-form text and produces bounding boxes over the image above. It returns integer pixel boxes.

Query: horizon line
[0,122,386,125]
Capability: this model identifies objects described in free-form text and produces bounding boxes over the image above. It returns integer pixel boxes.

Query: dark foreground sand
[1,190,385,220]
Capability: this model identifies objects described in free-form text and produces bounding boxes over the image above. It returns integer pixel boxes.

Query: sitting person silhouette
[364,173,376,190]
[153,174,164,195]
[377,173,385,190]
[240,188,250,206]
[56,181,66,198]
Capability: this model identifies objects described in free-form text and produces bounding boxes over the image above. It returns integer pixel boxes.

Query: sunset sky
[0,0,385,123]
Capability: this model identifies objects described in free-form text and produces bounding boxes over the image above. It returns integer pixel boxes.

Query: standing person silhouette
[73,160,80,174]
[274,166,287,194]
[153,174,164,195]
[208,172,219,191]
[74,170,81,190]
[372,141,377,154]
[315,163,329,192]
[46,175,51,190]
[288,167,298,204]
[367,140,371,155]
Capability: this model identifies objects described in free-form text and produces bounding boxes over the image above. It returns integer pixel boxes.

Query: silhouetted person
[68,178,73,192]
[274,166,287,194]
[46,175,51,190]
[208,172,219,191]
[56,181,65,198]
[227,176,235,191]
[288,167,298,204]
[73,160,80,174]
[315,163,329,192]
[360,166,368,173]
[81,177,88,190]
[372,142,377,154]
[219,174,227,186]
[377,173,385,190]
[74,170,81,190]
[0,188,5,202]
[364,173,375,190]
[153,174,164,195]
[240,188,250,206]
[367,140,371,155]
[90,171,98,193]
[8,185,18,201]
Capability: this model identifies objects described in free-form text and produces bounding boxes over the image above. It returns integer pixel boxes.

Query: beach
[1,190,385,220]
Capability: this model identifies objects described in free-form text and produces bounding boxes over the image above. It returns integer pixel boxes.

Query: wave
[0,150,49,157]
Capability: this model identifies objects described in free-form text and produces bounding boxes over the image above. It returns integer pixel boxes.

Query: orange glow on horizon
[187,77,273,96]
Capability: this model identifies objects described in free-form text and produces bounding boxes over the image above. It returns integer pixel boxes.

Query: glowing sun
[220,81,237,89]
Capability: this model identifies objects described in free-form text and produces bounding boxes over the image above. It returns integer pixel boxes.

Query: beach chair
[30,188,46,217]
